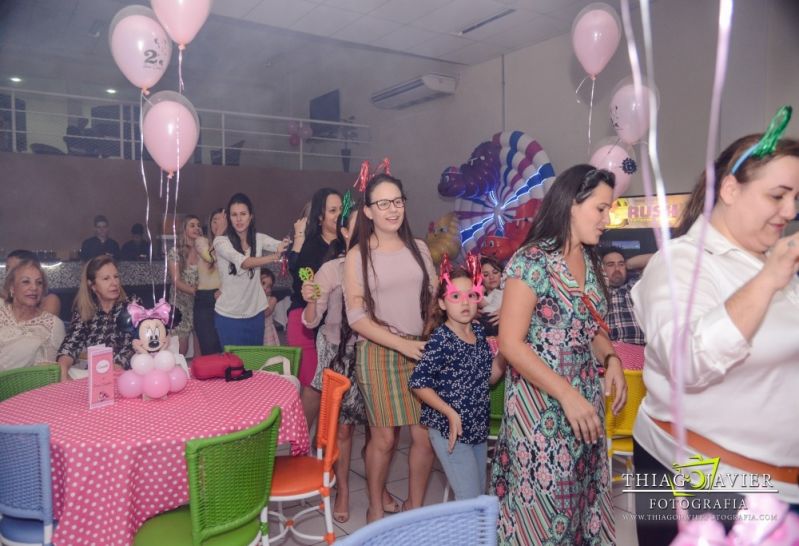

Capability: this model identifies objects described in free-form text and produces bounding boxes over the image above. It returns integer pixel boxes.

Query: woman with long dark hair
[213,193,288,347]
[287,187,343,425]
[492,165,626,544]
[343,173,436,522]
[632,128,799,543]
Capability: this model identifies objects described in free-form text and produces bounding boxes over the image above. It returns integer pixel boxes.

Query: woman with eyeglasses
[344,173,437,522]
[492,165,626,545]
[213,193,288,347]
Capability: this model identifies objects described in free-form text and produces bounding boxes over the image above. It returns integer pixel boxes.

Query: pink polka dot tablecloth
[0,372,310,546]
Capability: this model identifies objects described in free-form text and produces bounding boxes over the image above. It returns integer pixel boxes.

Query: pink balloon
[572,3,621,77]
[610,80,657,145]
[287,121,300,135]
[153,349,176,372]
[117,370,144,398]
[142,90,200,174]
[109,6,172,91]
[143,369,171,399]
[289,134,301,147]
[131,353,155,376]
[168,367,188,392]
[150,0,212,48]
[300,125,313,141]
[589,142,637,198]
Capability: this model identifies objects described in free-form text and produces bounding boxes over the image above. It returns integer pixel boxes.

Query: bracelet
[603,353,620,367]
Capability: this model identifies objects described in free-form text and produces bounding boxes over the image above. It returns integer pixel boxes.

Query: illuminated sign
[607,194,690,229]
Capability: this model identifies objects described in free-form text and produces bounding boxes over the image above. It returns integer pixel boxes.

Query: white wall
[354,0,799,234]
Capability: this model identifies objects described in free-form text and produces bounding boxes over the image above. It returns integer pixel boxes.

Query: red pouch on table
[191,353,253,382]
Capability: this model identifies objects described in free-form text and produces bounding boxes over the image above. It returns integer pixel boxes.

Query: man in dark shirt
[601,249,646,345]
[120,223,151,261]
[80,215,120,261]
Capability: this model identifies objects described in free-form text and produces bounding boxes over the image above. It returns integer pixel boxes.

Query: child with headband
[409,254,505,500]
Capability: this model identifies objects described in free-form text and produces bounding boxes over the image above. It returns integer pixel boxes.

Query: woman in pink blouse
[344,173,437,522]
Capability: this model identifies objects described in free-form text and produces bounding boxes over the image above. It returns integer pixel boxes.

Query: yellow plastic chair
[606,369,646,509]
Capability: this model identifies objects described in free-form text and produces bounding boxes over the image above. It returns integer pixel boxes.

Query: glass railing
[0,86,370,172]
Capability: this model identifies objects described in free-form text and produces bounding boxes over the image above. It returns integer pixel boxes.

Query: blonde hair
[3,259,48,305]
[74,256,127,322]
[175,214,200,274]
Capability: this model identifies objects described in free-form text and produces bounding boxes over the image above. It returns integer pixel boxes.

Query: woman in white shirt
[631,128,799,544]
[213,193,288,347]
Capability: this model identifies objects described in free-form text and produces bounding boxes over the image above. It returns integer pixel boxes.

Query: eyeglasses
[368,197,406,210]
[443,287,484,304]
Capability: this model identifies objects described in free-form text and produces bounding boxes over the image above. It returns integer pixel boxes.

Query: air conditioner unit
[371,74,458,110]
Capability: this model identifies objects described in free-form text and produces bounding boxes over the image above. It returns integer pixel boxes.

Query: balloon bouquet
[117,299,189,400]
[438,131,556,262]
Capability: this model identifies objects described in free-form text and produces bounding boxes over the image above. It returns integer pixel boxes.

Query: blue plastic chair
[336,495,499,545]
[0,424,56,546]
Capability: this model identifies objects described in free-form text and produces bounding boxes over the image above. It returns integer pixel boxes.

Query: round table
[0,372,310,546]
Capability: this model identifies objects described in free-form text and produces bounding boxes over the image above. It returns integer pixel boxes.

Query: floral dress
[491,243,614,545]
[168,247,198,338]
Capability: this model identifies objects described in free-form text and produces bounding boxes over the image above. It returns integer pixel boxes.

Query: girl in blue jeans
[409,256,505,500]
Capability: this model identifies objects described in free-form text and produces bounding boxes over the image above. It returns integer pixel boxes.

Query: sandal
[334,493,350,523]
[382,499,402,514]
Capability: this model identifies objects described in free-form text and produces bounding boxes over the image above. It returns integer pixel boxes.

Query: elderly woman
[0,258,65,370]
[632,124,799,543]
[56,255,135,380]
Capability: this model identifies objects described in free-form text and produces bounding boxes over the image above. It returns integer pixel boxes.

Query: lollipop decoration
[117,299,188,399]
[440,132,555,257]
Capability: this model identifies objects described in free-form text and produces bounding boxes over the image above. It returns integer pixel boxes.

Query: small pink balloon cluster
[118,350,188,400]
[671,494,799,546]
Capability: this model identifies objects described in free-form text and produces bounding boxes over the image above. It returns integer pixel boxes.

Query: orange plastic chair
[268,369,351,544]
[606,369,646,510]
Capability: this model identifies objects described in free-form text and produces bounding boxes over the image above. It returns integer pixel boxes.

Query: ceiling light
[459,9,516,35]
[9,76,22,83]
[106,88,117,94]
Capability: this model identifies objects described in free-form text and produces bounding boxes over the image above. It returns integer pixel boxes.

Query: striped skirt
[355,339,421,427]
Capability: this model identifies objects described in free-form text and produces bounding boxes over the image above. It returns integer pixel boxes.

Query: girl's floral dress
[491,242,614,545]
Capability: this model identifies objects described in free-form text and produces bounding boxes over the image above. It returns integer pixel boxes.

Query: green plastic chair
[0,365,61,403]
[224,345,301,378]
[134,407,282,546]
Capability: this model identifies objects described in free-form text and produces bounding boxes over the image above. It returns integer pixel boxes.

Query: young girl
[260,268,279,346]
[478,256,504,336]
[213,193,288,347]
[409,257,505,500]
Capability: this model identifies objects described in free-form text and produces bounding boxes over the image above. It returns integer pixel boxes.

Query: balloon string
[574,75,589,99]
[139,92,155,304]
[162,172,169,302]
[172,108,181,310]
[588,77,596,155]
[178,48,184,94]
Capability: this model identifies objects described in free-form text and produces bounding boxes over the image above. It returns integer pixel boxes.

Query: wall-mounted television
[309,89,340,139]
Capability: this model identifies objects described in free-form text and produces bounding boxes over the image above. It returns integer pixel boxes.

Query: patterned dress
[491,243,614,545]
[168,247,198,338]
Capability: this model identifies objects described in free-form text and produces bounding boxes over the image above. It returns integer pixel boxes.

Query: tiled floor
[268,427,640,545]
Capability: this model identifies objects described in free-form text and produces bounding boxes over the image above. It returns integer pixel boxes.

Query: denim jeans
[429,429,487,500]
[214,312,265,347]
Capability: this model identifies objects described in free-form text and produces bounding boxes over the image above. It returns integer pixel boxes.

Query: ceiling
[0,0,624,105]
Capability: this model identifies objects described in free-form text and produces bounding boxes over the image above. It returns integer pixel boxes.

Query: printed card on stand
[88,345,115,409]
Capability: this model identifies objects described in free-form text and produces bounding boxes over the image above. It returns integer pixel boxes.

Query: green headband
[731,105,792,174]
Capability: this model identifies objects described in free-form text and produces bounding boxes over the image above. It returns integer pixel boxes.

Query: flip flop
[333,510,349,523]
